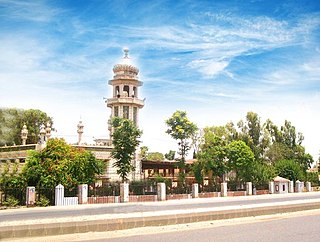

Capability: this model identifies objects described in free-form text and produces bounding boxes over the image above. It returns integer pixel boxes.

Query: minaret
[106,48,145,138]
[21,124,28,145]
[77,120,84,145]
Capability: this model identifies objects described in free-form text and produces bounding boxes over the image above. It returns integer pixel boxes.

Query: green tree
[139,146,148,160]
[111,117,142,182]
[198,130,228,182]
[22,138,105,188]
[237,112,269,161]
[227,140,255,183]
[164,150,176,160]
[251,162,275,189]
[0,161,26,189]
[0,108,53,145]
[165,110,197,177]
[275,159,304,182]
[147,152,164,161]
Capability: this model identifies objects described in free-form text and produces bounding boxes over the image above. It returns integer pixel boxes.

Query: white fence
[55,184,78,206]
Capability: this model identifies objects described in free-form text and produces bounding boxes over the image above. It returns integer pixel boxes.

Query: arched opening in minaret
[115,86,120,98]
[123,85,129,97]
[133,87,137,98]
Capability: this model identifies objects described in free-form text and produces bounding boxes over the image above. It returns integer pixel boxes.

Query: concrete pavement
[1,192,320,240]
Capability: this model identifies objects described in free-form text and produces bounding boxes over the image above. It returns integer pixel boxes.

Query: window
[133,107,137,125]
[123,85,129,97]
[114,106,119,117]
[123,106,129,119]
[133,87,137,97]
[283,184,286,191]
[115,86,120,97]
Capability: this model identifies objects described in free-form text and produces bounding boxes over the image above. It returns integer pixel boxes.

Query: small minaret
[21,124,28,145]
[106,48,145,138]
[39,125,46,144]
[77,120,84,145]
[45,122,52,141]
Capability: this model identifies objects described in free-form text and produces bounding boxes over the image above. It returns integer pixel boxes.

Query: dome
[113,48,139,79]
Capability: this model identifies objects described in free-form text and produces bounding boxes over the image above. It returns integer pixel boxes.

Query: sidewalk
[1,192,320,240]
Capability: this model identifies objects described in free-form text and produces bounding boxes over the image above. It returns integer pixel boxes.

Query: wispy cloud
[0,0,62,23]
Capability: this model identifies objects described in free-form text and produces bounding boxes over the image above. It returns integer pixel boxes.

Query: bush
[36,196,50,207]
[3,195,19,207]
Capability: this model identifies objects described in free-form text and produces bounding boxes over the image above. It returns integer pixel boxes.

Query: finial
[123,47,129,58]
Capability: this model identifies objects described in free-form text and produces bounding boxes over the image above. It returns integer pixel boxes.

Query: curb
[1,202,320,240]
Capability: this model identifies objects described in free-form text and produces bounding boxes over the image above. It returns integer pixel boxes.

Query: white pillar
[269,181,274,194]
[288,181,294,193]
[295,180,303,193]
[157,183,166,201]
[221,182,227,197]
[55,184,64,206]
[192,183,199,198]
[246,182,252,196]
[120,182,129,203]
[306,182,312,192]
[26,186,36,206]
[78,184,88,204]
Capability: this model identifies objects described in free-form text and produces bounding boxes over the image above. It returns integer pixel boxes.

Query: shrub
[3,195,19,207]
[36,196,50,207]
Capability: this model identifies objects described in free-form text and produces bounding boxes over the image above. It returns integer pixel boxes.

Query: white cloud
[187,59,229,77]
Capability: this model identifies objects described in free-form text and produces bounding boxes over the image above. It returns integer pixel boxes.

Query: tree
[251,162,275,189]
[275,159,304,182]
[139,146,148,160]
[165,111,197,184]
[147,152,164,161]
[165,150,176,160]
[237,112,269,161]
[111,117,142,182]
[22,138,105,188]
[165,110,197,162]
[227,140,255,183]
[0,108,53,146]
[198,130,228,183]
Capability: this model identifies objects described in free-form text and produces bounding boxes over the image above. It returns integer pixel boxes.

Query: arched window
[123,85,129,97]
[115,86,120,97]
[133,87,137,97]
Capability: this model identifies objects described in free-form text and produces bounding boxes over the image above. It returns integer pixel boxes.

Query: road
[100,210,320,242]
[1,192,320,223]
[5,209,320,242]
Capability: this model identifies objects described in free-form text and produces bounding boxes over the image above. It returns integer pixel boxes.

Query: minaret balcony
[106,97,145,108]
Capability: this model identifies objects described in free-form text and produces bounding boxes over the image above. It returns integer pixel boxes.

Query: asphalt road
[94,211,320,242]
[1,192,320,223]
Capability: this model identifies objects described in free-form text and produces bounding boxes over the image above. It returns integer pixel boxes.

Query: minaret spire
[123,47,129,59]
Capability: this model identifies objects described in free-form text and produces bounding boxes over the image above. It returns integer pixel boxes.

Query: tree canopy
[22,138,105,188]
[0,108,53,146]
[165,110,197,161]
[191,111,315,188]
[111,117,142,182]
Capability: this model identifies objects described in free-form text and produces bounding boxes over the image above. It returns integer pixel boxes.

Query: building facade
[0,49,144,183]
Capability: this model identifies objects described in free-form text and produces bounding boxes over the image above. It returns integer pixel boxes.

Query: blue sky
[0,0,319,160]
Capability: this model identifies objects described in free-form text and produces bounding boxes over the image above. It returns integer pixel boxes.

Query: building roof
[273,176,290,182]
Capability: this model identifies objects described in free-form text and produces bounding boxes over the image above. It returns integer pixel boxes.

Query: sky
[0,0,319,160]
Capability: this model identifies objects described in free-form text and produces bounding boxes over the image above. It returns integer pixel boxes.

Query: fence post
[78,184,88,204]
[269,181,274,194]
[157,183,166,201]
[288,181,294,193]
[26,186,36,207]
[295,180,303,193]
[246,182,252,196]
[221,182,227,197]
[306,182,312,192]
[192,183,199,198]
[120,182,129,203]
[55,184,64,206]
